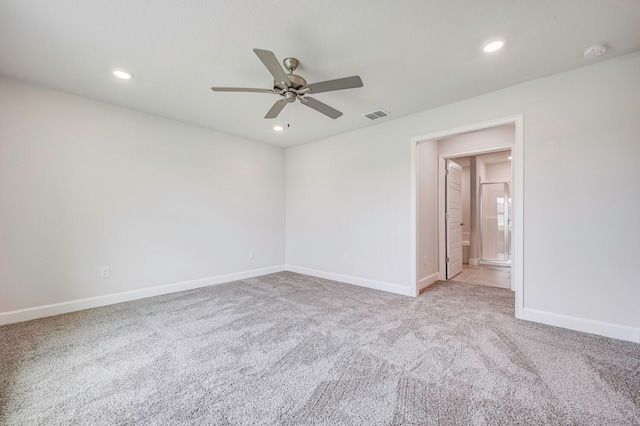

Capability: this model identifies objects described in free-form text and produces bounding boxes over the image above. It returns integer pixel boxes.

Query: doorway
[411,114,524,318]
[444,149,512,287]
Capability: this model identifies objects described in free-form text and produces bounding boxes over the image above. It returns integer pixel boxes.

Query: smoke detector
[583,44,607,59]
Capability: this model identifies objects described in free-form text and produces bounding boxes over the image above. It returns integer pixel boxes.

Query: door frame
[439,148,513,285]
[410,114,524,319]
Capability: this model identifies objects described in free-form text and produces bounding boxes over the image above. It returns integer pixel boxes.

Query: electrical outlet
[100,266,110,278]
[249,250,254,259]
[343,253,349,263]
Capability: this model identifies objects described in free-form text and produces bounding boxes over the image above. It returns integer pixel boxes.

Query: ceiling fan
[211,49,363,120]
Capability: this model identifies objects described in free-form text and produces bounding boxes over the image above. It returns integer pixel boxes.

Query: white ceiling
[1,1,639,148]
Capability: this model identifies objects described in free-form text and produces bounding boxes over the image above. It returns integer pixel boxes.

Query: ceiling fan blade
[253,48,291,88]
[265,99,288,119]
[211,87,277,93]
[299,76,363,94]
[299,96,343,119]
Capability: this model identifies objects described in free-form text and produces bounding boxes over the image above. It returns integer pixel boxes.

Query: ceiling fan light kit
[211,48,363,120]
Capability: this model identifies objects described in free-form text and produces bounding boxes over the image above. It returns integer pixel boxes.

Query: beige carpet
[1,272,638,425]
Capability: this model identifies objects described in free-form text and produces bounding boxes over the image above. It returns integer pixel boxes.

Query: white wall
[285,52,640,334]
[285,125,412,295]
[486,161,512,181]
[417,141,438,286]
[0,77,285,316]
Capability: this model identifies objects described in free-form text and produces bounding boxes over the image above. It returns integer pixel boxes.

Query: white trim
[522,308,640,344]
[469,258,480,266]
[285,265,413,297]
[410,114,524,318]
[409,131,419,296]
[0,265,286,326]
[513,116,524,316]
[418,273,440,291]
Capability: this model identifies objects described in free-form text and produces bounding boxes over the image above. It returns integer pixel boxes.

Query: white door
[446,159,463,279]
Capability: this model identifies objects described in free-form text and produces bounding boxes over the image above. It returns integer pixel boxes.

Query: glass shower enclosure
[480,182,511,264]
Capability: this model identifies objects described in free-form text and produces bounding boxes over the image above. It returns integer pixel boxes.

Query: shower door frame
[479,180,511,265]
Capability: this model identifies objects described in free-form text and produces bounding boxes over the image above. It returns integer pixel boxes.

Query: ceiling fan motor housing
[275,73,306,91]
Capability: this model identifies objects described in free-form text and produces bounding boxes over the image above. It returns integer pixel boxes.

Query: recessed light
[483,39,505,53]
[273,125,283,132]
[113,69,133,80]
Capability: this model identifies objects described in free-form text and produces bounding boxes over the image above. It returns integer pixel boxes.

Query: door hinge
[445,169,450,176]
[445,257,450,263]
[445,213,449,219]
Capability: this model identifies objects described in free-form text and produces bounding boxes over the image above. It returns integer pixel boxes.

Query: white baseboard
[522,307,640,344]
[469,258,480,266]
[418,273,440,291]
[0,265,286,326]
[285,265,413,297]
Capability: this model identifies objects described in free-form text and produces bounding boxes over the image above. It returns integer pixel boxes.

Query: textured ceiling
[1,0,639,148]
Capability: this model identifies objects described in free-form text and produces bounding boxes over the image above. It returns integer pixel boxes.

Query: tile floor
[450,263,511,289]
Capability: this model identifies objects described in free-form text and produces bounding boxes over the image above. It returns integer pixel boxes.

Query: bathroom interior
[450,149,512,289]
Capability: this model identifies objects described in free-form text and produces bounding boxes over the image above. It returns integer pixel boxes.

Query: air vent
[363,109,390,120]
